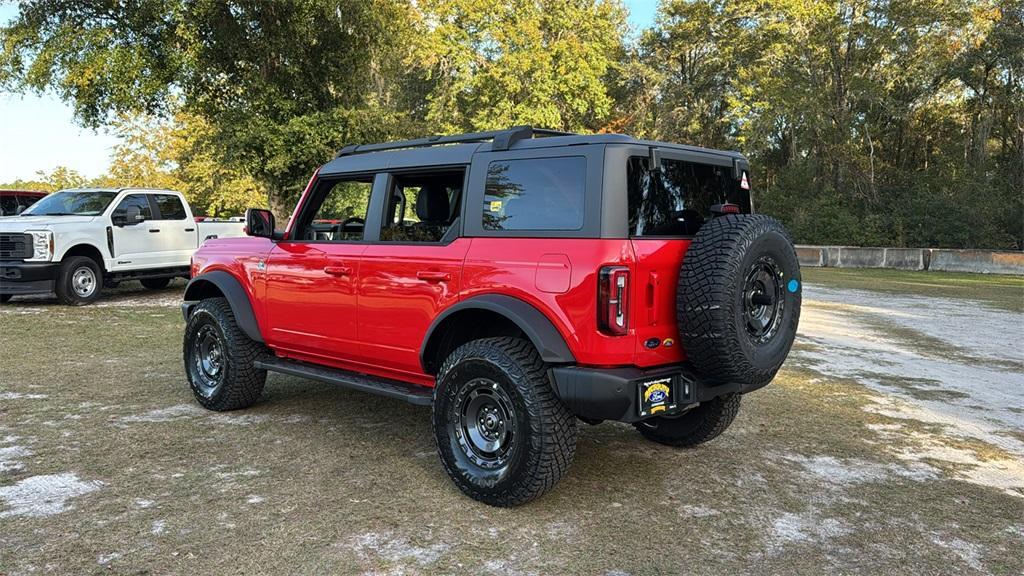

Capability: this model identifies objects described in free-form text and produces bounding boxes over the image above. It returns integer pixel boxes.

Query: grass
[802,267,1024,312]
[1,274,1023,574]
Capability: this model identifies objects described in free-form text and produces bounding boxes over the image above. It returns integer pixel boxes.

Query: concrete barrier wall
[795,245,1022,275]
[883,248,929,271]
[929,249,1024,275]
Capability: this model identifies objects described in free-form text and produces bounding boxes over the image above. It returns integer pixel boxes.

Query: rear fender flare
[420,294,575,373]
[182,271,263,343]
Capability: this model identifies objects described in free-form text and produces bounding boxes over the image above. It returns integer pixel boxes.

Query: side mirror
[128,205,146,224]
[245,208,275,238]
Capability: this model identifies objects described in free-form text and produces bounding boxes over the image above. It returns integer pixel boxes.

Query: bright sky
[0,0,659,183]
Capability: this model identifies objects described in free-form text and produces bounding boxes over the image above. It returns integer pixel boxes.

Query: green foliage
[411,0,629,132]
[1,0,1021,248]
[620,0,1023,249]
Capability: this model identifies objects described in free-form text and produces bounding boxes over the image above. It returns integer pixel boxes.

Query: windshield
[22,190,119,216]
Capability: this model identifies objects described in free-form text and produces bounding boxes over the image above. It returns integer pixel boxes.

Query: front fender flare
[182,270,263,343]
[420,294,576,373]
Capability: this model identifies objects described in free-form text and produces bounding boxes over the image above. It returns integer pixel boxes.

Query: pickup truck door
[150,193,197,267]
[110,193,163,269]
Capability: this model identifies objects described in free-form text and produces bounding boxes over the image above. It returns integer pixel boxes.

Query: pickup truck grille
[0,233,32,260]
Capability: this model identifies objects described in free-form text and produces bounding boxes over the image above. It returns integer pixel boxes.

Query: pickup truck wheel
[433,337,577,507]
[0,294,11,304]
[678,214,801,390]
[55,256,104,306]
[183,297,266,411]
[633,394,740,447]
[140,278,171,290]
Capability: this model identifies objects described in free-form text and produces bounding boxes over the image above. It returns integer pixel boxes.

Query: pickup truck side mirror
[245,208,275,239]
[113,205,145,226]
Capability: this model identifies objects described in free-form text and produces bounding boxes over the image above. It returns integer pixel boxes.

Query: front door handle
[416,271,450,282]
[324,265,352,276]
[149,229,161,233]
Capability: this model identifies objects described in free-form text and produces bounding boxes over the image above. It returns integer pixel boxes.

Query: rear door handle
[416,271,450,282]
[324,265,352,276]
[149,229,160,233]
[184,227,195,232]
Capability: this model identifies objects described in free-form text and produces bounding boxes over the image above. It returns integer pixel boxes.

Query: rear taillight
[598,266,630,335]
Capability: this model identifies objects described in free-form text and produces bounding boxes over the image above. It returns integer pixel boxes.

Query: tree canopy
[2,0,1021,248]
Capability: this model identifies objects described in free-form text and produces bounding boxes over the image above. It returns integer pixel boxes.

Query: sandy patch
[0,473,103,518]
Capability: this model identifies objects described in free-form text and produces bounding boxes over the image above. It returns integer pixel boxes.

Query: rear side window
[628,157,747,237]
[483,156,585,231]
[154,194,187,220]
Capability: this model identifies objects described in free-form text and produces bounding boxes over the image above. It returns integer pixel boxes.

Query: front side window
[482,157,586,231]
[112,194,154,221]
[628,157,745,237]
[298,177,373,241]
[380,171,463,243]
[22,190,118,216]
[154,194,187,220]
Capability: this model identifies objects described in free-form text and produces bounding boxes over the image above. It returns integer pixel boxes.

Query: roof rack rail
[336,125,576,157]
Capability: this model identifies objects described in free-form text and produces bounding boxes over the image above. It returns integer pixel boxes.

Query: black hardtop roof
[319,126,745,176]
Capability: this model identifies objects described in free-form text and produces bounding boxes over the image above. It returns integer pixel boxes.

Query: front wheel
[183,297,267,411]
[55,256,104,305]
[0,294,11,304]
[433,337,577,507]
[633,394,741,447]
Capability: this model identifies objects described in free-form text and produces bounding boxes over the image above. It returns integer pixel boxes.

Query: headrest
[416,184,450,223]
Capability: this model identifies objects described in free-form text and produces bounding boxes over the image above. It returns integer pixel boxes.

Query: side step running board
[254,357,433,406]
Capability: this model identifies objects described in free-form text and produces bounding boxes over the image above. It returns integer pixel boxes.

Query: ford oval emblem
[644,338,661,349]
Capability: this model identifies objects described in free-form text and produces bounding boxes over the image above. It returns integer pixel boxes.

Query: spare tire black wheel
[677,214,801,390]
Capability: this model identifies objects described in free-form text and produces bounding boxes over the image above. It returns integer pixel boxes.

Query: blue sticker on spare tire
[787,279,800,293]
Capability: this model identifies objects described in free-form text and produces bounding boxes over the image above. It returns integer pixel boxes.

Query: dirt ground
[1,270,1022,575]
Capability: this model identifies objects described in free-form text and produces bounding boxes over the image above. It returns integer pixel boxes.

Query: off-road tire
[678,214,801,390]
[433,337,577,507]
[183,297,266,411]
[140,277,171,290]
[634,394,740,447]
[55,256,104,306]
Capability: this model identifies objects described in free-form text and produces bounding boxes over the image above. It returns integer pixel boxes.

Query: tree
[411,0,629,132]
[1,0,420,219]
[96,114,265,217]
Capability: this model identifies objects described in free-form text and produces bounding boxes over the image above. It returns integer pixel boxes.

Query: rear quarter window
[628,157,747,237]
[482,156,586,231]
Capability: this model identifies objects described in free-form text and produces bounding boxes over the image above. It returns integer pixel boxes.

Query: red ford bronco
[181,127,801,506]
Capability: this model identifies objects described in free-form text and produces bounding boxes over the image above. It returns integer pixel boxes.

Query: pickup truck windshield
[21,191,119,216]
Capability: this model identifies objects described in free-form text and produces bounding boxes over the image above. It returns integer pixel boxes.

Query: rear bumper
[0,261,59,295]
[549,364,743,423]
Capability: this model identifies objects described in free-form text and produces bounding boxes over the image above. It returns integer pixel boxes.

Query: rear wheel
[183,297,267,411]
[0,294,11,304]
[55,256,104,306]
[140,277,171,290]
[433,337,577,507]
[634,394,740,447]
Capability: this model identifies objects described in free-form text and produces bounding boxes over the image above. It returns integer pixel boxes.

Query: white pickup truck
[0,188,245,305]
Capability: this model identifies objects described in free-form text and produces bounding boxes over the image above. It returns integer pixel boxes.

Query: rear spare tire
[677,214,800,390]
